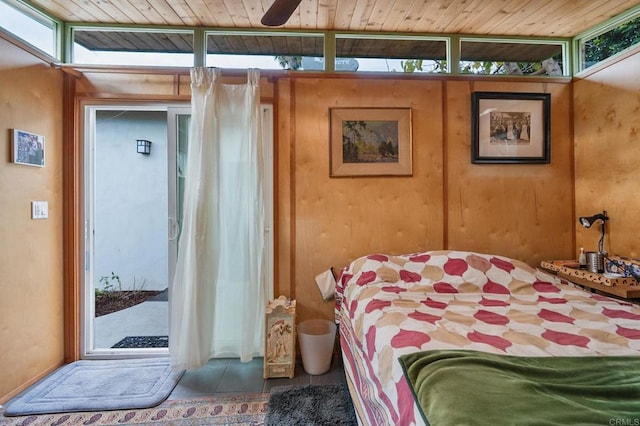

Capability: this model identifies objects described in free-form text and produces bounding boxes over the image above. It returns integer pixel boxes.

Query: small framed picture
[12,129,45,167]
[329,107,412,177]
[471,92,550,164]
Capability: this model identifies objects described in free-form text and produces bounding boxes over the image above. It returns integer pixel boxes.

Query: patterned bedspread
[336,250,640,426]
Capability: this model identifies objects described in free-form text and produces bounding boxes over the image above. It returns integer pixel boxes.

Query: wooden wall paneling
[74,71,274,100]
[177,74,191,96]
[445,80,574,267]
[275,78,293,299]
[291,77,444,323]
[574,49,640,258]
[259,76,274,100]
[75,73,185,97]
[63,72,82,362]
[0,39,65,402]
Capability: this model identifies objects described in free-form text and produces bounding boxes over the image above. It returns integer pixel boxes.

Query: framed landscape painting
[329,107,412,177]
[471,92,550,164]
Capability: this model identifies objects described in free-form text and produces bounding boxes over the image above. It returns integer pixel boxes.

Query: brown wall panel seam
[442,80,449,250]
[289,79,296,301]
[569,81,577,257]
[63,74,81,362]
[272,81,280,297]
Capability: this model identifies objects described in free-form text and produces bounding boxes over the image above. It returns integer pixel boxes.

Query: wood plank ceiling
[30,0,640,36]
[26,0,640,60]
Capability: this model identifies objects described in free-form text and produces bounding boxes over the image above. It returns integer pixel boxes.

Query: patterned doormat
[0,393,268,425]
[112,336,169,348]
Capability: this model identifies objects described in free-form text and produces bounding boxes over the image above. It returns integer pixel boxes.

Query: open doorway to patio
[83,104,180,356]
[82,103,274,357]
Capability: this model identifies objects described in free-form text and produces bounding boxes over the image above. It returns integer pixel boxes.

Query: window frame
[573,5,640,75]
[333,32,450,74]
[0,0,62,60]
[204,29,325,70]
[458,36,570,77]
[6,0,638,77]
[68,25,196,67]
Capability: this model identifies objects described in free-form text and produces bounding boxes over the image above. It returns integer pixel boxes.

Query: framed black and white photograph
[329,107,412,177]
[471,92,550,164]
[11,129,45,167]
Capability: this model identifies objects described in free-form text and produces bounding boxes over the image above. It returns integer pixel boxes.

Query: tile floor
[95,298,348,399]
[168,352,347,399]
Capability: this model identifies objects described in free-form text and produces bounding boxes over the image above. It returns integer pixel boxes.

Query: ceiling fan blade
[261,0,303,26]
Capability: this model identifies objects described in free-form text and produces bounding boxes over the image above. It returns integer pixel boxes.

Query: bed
[335,250,640,425]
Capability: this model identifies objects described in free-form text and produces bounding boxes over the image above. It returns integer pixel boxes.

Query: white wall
[95,110,168,291]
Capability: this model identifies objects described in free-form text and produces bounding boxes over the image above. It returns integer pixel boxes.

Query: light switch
[31,201,48,219]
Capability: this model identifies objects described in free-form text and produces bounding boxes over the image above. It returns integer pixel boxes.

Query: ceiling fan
[261,0,303,26]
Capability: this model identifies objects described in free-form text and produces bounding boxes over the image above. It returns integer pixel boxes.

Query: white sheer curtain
[170,67,267,371]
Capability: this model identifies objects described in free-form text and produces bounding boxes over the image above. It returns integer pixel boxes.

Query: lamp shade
[578,211,608,228]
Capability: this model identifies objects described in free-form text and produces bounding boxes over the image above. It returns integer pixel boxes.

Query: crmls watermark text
[610,419,640,426]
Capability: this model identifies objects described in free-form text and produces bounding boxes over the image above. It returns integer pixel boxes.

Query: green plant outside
[583,15,640,66]
[96,272,122,298]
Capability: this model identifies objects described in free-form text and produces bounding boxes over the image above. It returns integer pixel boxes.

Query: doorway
[82,103,274,357]
[83,105,176,356]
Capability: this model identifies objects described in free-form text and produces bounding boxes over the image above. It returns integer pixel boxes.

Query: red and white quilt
[336,250,640,425]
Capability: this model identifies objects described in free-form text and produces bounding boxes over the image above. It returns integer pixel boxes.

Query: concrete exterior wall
[94,109,168,292]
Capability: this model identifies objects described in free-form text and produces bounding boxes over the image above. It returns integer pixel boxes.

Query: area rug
[265,384,357,425]
[112,336,169,348]
[0,393,268,425]
[4,358,184,416]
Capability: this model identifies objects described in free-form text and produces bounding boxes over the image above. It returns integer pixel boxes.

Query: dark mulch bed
[112,335,169,348]
[95,290,163,317]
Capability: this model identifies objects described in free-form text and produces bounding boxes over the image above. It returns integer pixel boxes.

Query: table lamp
[578,210,608,254]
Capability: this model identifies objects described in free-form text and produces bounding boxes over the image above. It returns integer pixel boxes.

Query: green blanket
[399,350,640,426]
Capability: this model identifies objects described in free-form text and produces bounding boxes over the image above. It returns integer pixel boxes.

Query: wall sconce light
[136,139,152,155]
[578,210,608,254]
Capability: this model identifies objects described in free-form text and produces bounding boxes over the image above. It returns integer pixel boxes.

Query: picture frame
[329,107,412,177]
[471,92,550,164]
[11,129,45,167]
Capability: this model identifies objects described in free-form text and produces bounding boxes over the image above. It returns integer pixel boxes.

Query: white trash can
[298,319,336,375]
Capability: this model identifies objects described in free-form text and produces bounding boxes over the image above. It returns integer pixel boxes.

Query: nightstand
[540,260,640,299]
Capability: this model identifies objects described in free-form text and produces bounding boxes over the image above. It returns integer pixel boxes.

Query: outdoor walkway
[94,300,168,348]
